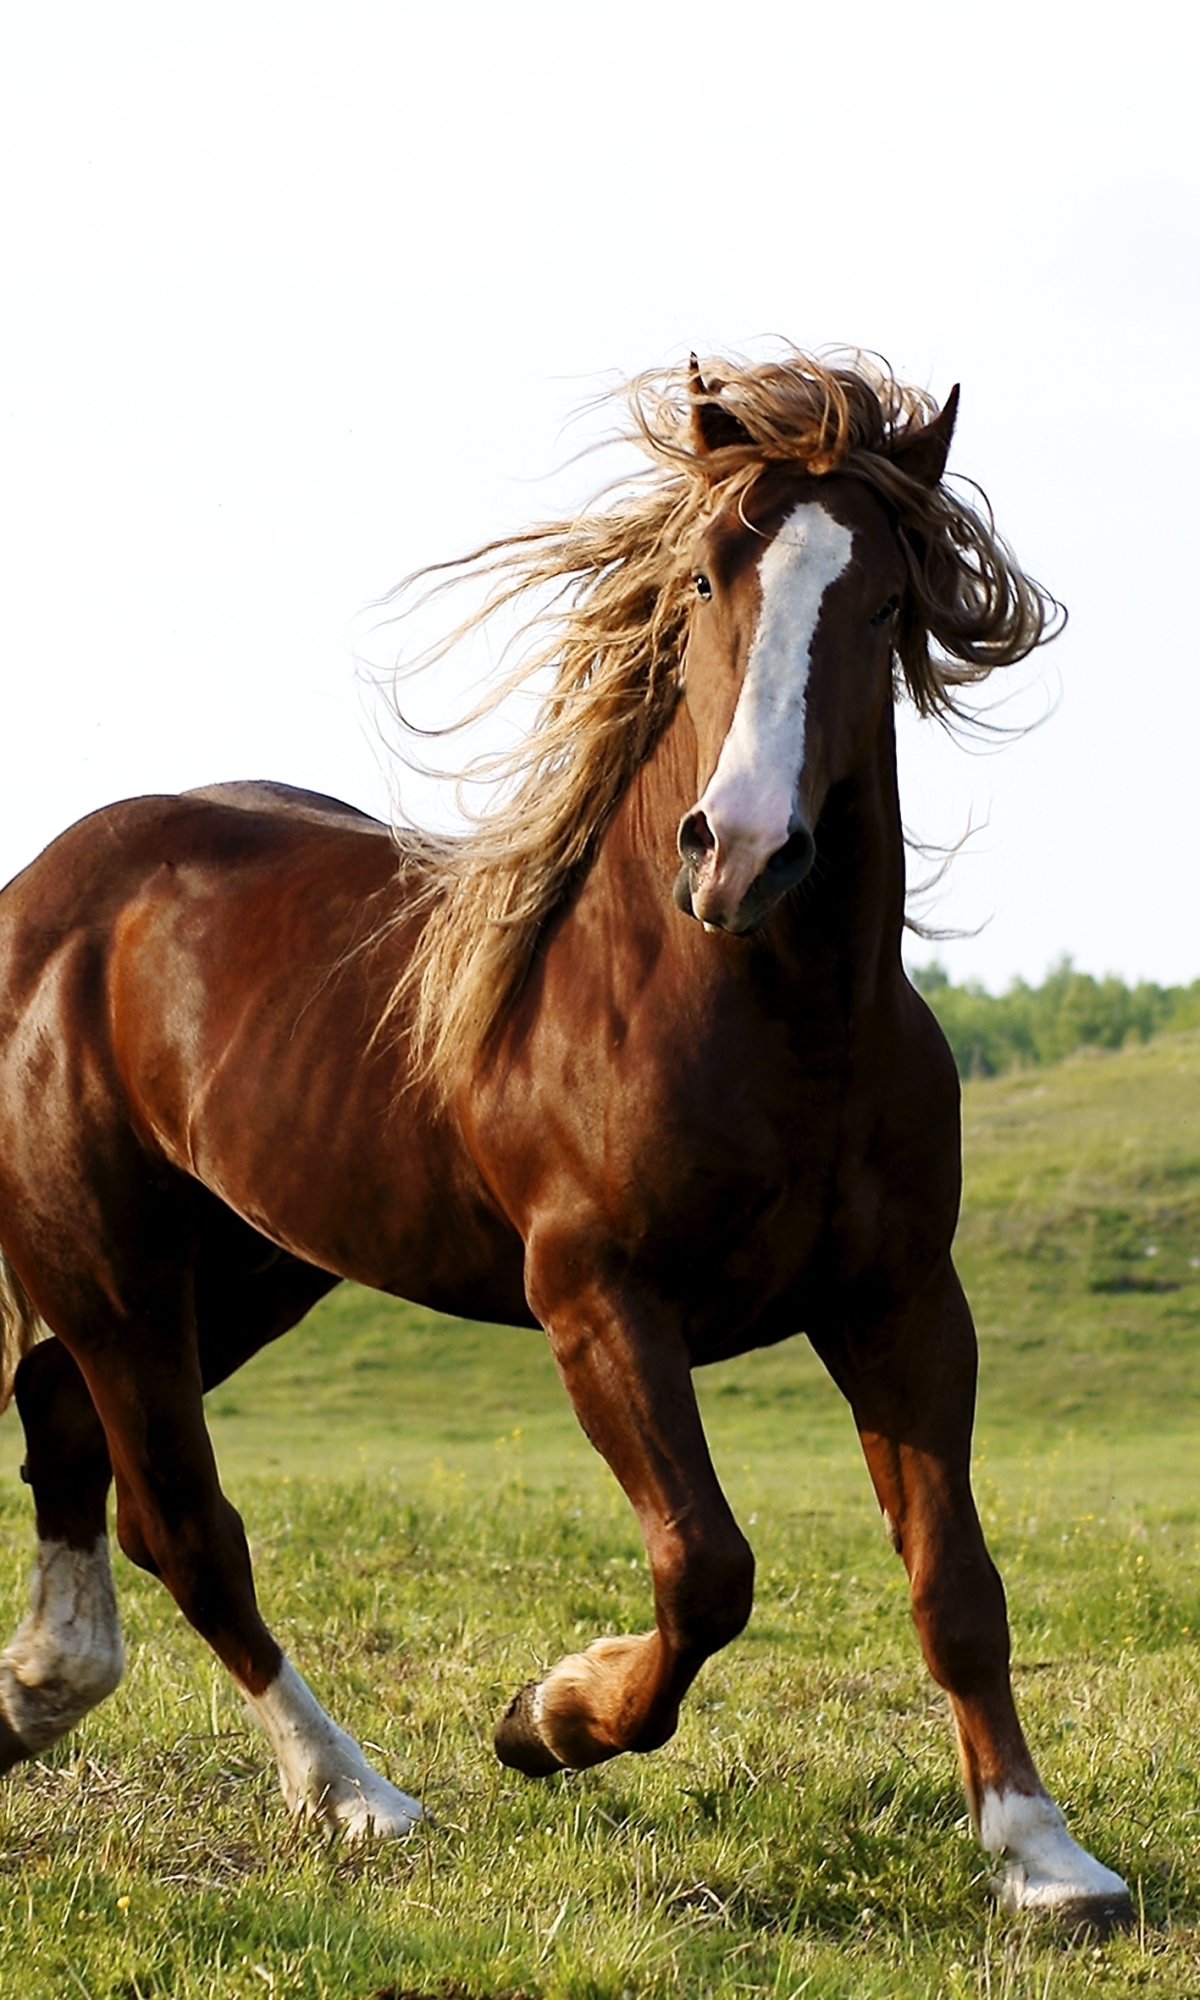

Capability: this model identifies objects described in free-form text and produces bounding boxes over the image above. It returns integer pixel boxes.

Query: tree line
[910,959,1200,1078]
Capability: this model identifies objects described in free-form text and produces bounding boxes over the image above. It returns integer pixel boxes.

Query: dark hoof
[1053,1892,1136,1941]
[0,1708,30,1776]
[494,1681,566,1778]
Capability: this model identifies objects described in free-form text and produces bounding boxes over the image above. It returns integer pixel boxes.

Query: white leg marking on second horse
[247,1656,422,1837]
[0,1536,125,1751]
[979,1787,1130,1914]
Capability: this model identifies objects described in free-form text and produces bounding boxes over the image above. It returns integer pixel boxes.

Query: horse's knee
[114,1490,158,1577]
[117,1483,249,1592]
[659,1527,755,1656]
[910,1555,1009,1695]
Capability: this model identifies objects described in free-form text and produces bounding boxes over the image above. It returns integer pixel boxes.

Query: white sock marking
[0,1536,124,1751]
[694,500,853,913]
[979,1787,1129,1913]
[247,1656,422,1838]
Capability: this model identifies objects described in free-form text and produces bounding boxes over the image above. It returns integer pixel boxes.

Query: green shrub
[911,957,1200,1077]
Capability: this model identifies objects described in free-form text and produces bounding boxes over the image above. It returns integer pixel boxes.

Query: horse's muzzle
[674,814,815,933]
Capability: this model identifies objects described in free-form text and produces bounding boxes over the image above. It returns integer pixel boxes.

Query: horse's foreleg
[0,1339,123,1768]
[848,1257,1130,1929]
[495,1276,754,1776]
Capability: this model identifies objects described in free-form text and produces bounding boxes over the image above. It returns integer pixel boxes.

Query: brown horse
[0,351,1130,1927]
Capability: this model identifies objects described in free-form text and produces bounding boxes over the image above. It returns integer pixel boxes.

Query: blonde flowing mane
[386,347,1058,1100]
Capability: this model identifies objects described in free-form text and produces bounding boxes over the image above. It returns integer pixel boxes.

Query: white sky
[2,1,1197,990]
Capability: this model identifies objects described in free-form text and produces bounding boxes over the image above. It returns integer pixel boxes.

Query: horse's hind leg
[0,1338,123,1767]
[0,1242,337,1775]
[73,1276,424,1840]
[843,1256,1131,1930]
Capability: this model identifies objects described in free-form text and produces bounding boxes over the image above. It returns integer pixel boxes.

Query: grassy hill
[961,1028,1200,1436]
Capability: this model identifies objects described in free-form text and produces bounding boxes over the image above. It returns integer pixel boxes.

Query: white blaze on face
[692,500,854,922]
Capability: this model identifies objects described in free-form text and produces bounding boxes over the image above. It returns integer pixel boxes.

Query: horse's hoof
[1050,1892,1136,1941]
[494,1681,566,1778]
[985,1792,1132,1939]
[992,1871,1135,1940]
[0,1708,30,1776]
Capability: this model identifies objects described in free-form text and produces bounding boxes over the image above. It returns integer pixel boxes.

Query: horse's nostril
[764,824,815,888]
[678,810,715,864]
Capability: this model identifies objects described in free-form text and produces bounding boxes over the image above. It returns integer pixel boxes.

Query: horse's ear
[890,384,960,488]
[689,353,753,459]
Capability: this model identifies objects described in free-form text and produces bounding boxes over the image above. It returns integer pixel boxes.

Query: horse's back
[0,783,393,939]
[181,779,391,836]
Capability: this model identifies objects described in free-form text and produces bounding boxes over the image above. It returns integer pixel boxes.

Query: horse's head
[674,380,957,934]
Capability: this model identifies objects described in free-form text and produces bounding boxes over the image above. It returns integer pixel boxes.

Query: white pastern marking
[979,1787,1129,1913]
[695,501,853,912]
[0,1537,125,1751]
[248,1656,423,1838]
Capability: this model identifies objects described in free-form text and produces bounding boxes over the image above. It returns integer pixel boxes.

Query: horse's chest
[479,967,957,1340]
[492,1035,847,1287]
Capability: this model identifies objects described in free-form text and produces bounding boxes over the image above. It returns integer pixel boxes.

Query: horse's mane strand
[383,347,1058,1100]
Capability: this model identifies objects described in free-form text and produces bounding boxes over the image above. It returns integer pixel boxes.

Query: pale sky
[3,1,1197,989]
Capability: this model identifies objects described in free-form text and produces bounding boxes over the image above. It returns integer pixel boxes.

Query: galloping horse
[0,352,1130,1926]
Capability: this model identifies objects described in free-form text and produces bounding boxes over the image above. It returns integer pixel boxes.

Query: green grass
[3,1032,1200,1996]
[961,1029,1200,1439]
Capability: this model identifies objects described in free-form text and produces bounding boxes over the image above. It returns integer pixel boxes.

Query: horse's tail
[0,1249,50,1414]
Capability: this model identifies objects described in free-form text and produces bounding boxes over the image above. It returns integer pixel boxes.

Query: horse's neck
[605,698,907,1003]
[792,701,908,1004]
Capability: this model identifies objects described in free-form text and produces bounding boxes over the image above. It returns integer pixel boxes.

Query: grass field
[2,1031,1200,1997]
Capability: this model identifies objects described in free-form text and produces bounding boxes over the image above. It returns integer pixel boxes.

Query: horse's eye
[694,573,713,601]
[870,594,899,628]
